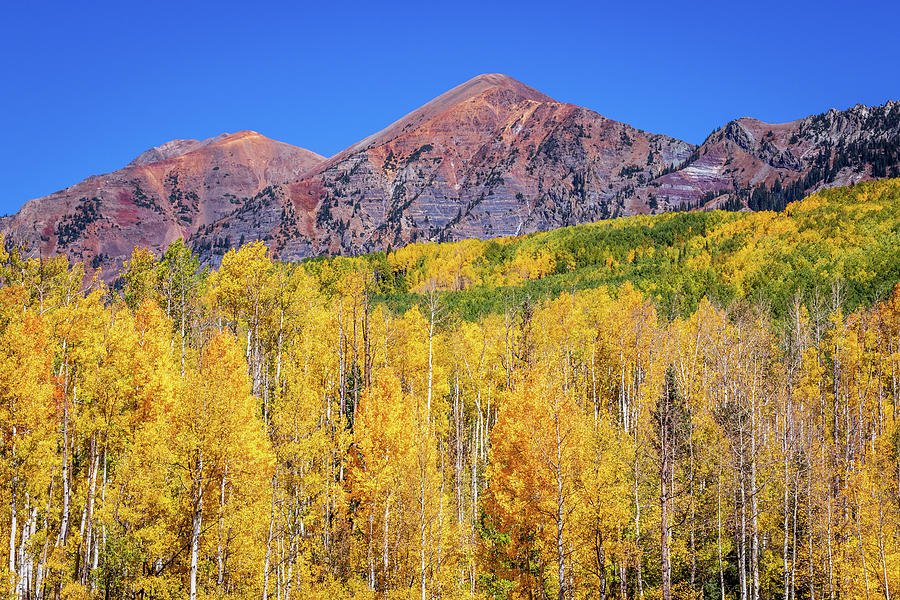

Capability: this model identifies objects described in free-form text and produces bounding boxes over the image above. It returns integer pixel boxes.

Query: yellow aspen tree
[350,368,417,594]
[174,332,273,600]
[0,286,55,597]
[486,367,589,599]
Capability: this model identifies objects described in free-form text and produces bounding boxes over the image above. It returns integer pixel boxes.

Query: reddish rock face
[3,74,899,279]
[1,131,325,276]
[280,73,694,258]
[640,102,900,211]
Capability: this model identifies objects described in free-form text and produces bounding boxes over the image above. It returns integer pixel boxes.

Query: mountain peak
[333,74,555,161]
[456,72,550,97]
[213,130,264,144]
[127,132,251,167]
[128,138,206,166]
[470,72,512,82]
[128,130,318,169]
[428,72,554,109]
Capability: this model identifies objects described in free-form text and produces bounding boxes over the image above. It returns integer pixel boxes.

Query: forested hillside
[323,178,900,318]
[2,179,900,600]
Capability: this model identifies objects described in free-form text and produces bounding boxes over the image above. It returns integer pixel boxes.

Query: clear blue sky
[2,0,898,215]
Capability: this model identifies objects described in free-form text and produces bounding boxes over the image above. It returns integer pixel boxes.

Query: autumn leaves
[0,225,899,600]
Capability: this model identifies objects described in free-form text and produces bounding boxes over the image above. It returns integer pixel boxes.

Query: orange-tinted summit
[1,131,324,276]
[330,73,556,162]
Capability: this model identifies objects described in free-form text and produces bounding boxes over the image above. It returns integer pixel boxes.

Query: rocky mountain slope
[639,101,900,211]
[265,73,694,258]
[1,131,324,271]
[2,74,899,279]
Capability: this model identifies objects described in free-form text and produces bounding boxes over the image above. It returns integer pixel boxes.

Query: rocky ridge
[641,101,900,211]
[2,131,325,271]
[2,75,899,279]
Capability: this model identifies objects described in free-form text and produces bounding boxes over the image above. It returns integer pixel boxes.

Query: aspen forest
[2,179,900,600]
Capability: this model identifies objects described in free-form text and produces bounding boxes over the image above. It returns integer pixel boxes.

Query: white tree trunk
[190,452,204,600]
[263,470,278,600]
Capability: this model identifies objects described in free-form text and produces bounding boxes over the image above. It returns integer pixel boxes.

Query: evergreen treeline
[1,180,900,600]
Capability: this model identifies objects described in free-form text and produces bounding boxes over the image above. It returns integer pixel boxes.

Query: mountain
[271,73,694,258]
[637,101,900,211]
[1,131,324,271]
[2,74,899,278]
